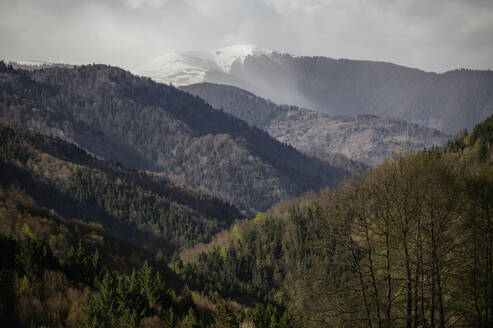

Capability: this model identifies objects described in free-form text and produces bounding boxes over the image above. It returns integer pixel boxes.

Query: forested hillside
[177,114,493,327]
[181,83,448,167]
[0,124,300,327]
[0,183,285,327]
[0,184,185,327]
[0,61,344,214]
[0,122,242,257]
[204,53,493,134]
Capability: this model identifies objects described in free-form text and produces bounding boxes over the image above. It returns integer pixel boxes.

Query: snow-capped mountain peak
[132,44,272,86]
[132,51,220,86]
[213,44,272,72]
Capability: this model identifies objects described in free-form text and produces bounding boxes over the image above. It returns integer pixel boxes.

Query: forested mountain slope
[182,83,448,167]
[446,112,493,164]
[0,182,281,327]
[0,184,189,327]
[0,122,296,327]
[0,122,242,256]
[0,62,344,214]
[178,114,493,327]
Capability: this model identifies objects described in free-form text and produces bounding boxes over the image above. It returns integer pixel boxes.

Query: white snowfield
[132,44,272,86]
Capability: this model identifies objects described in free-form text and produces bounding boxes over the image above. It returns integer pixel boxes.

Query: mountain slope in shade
[223,54,493,134]
[0,61,344,214]
[138,45,493,134]
[181,83,449,167]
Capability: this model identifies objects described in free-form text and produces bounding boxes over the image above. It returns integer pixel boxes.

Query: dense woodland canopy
[0,183,265,327]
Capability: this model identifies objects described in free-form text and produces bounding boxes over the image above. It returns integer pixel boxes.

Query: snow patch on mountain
[213,44,272,72]
[132,44,272,86]
[132,52,219,85]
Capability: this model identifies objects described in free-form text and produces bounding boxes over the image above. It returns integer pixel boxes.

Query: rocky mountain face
[137,45,493,135]
[0,62,344,214]
[181,83,449,167]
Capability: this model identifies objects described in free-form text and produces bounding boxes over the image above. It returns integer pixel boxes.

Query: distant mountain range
[0,61,344,214]
[134,44,493,134]
[182,83,449,167]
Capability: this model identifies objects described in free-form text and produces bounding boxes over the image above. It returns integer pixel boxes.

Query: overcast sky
[1,0,492,72]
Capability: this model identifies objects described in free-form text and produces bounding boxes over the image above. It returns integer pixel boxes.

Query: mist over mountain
[0,62,344,214]
[133,44,272,86]
[181,83,449,167]
[136,45,493,135]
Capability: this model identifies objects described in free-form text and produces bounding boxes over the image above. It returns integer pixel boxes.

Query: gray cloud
[0,0,492,72]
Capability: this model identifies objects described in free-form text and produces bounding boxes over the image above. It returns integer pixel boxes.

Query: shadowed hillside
[0,62,345,214]
[203,53,493,134]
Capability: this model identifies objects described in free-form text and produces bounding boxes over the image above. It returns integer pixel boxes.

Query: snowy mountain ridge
[132,44,272,86]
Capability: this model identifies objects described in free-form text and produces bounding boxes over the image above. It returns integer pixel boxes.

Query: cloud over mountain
[1,0,492,72]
